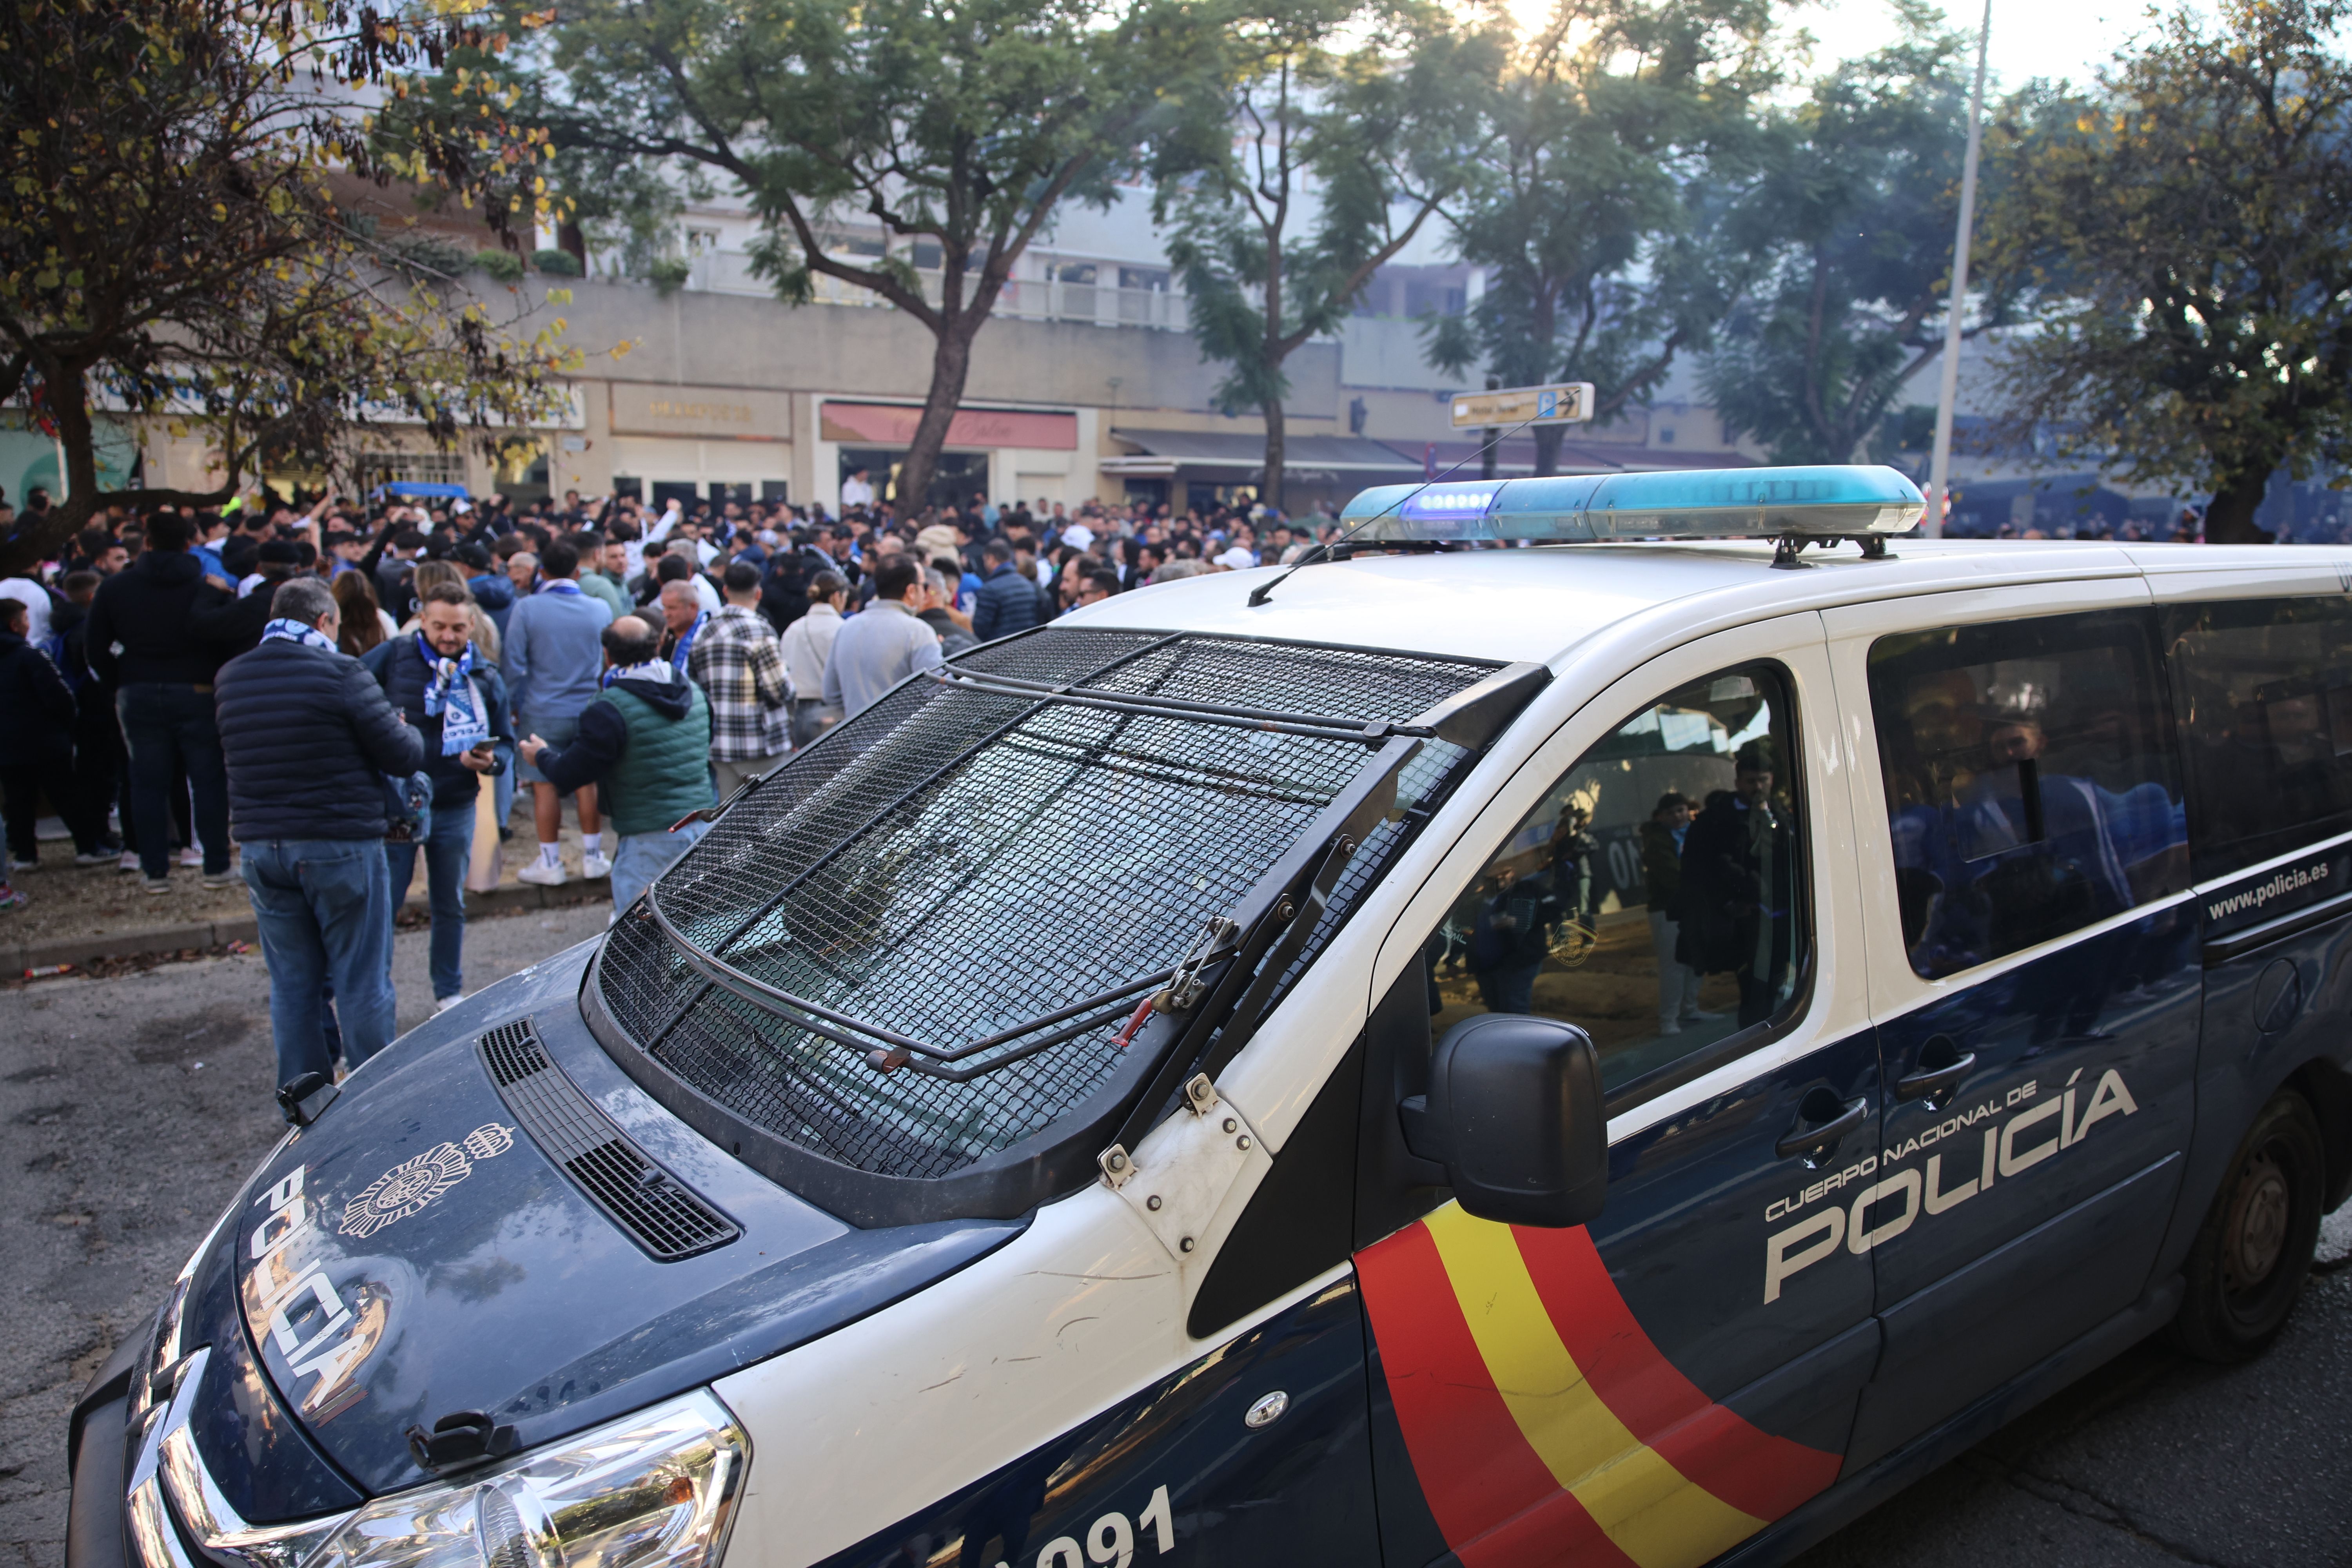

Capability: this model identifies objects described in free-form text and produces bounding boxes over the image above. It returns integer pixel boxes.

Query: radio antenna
[1248,411,1552,608]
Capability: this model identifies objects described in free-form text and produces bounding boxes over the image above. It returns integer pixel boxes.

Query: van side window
[1867,610,2187,978]
[2161,596,2352,881]
[1423,662,1810,1096]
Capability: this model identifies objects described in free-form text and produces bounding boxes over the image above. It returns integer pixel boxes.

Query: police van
[69,465,2352,1568]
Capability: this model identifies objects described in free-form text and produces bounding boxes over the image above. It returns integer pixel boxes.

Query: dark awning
[1390,438,1760,477]
[1104,426,1755,484]
[1105,427,1421,481]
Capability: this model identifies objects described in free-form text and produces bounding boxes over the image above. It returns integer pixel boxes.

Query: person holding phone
[377,581,513,1012]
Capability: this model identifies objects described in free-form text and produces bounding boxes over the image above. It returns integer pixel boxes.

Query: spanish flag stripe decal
[1357,1219,1619,1560]
[1360,1204,1841,1568]
[1422,1205,1767,1568]
[1511,1225,1843,1522]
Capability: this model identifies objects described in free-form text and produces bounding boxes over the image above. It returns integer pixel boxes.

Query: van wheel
[2172,1090,2324,1364]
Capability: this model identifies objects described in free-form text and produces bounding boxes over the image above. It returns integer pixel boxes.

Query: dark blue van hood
[182,939,1022,1507]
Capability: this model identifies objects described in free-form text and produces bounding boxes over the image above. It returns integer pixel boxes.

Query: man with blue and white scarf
[376,581,514,1011]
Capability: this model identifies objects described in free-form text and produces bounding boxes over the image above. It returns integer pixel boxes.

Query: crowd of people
[0,479,1330,1101]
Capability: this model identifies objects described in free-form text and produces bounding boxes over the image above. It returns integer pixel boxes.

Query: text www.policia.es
[2209,860,2330,923]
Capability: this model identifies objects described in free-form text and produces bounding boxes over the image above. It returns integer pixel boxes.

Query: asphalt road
[4,921,2349,1568]
[0,906,612,1568]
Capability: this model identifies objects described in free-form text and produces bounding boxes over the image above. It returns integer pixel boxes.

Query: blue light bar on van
[1336,465,1926,543]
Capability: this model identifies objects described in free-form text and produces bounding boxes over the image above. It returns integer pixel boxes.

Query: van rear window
[590,628,1499,1195]
[2162,596,2352,881]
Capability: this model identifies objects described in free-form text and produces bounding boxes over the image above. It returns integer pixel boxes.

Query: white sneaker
[581,851,614,880]
[179,846,202,868]
[1659,1020,1682,1035]
[517,858,567,887]
[434,995,465,1014]
[118,851,141,873]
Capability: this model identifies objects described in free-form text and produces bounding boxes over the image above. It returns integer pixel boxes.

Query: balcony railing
[684,250,1190,332]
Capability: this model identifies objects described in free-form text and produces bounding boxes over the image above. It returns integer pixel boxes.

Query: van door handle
[1776,1096,1867,1163]
[1894,1052,1977,1102]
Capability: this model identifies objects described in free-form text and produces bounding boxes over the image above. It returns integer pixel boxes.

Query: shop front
[816,401,1085,512]
[604,381,793,507]
[1101,428,1422,517]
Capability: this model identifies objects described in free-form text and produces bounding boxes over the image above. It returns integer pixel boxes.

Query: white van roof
[1069,540,2296,668]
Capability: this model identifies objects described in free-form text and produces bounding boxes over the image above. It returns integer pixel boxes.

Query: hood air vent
[477,1021,739,1262]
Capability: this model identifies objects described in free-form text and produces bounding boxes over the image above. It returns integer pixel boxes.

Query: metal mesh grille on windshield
[593,629,1497,1180]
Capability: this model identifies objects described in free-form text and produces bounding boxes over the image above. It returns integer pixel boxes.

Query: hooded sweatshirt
[529,661,711,836]
[83,548,226,685]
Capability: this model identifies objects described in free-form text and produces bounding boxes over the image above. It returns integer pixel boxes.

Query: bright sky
[1791,0,2221,89]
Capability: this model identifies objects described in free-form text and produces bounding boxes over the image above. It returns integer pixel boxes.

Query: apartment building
[86,183,1757,517]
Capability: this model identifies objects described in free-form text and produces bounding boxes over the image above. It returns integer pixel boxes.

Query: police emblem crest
[339,1124,516,1238]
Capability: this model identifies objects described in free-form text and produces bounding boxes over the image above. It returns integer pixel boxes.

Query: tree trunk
[895,321,977,516]
[2204,466,2276,544]
[1260,396,1286,510]
[21,361,101,560]
[1533,423,1564,478]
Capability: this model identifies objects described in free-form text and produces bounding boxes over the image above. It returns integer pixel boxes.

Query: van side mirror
[1397,1014,1608,1227]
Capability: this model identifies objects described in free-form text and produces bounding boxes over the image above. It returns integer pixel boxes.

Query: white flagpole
[1925,0,1992,538]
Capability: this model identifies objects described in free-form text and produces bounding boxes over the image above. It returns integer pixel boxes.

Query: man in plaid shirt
[688,561,794,797]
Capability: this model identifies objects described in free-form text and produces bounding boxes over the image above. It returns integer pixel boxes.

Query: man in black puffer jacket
[215,575,425,1099]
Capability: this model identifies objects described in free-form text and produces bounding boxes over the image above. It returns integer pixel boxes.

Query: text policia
[1761,1069,2140,1304]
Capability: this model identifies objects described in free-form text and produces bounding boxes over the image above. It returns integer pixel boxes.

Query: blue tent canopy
[374,481,470,499]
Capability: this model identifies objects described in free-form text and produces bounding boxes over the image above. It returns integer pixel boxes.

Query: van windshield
[587,628,1514,1216]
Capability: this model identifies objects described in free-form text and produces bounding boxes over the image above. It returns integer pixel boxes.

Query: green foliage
[0,0,577,572]
[532,248,584,276]
[1700,4,2008,465]
[475,249,527,283]
[1160,0,1505,503]
[523,0,1216,507]
[1423,0,1775,474]
[648,257,692,296]
[1984,0,2352,542]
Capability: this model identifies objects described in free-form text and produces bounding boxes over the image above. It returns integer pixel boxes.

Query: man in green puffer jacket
[518,615,713,915]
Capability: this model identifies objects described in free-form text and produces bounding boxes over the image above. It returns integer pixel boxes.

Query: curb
[9,877,612,976]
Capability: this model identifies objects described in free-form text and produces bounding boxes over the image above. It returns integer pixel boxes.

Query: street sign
[1449,382,1596,429]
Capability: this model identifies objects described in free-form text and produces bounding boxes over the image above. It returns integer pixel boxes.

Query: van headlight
[305,1391,747,1568]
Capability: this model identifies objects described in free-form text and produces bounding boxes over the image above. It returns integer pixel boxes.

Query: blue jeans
[118,683,230,878]
[1473,958,1543,1015]
[242,839,397,1088]
[611,819,709,915]
[385,799,476,1001]
[515,710,580,786]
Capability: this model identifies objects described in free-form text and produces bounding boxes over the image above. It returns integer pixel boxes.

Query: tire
[2171,1089,2325,1364]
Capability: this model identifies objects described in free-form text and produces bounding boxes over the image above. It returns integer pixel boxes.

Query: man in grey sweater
[502,537,613,885]
[823,558,944,719]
